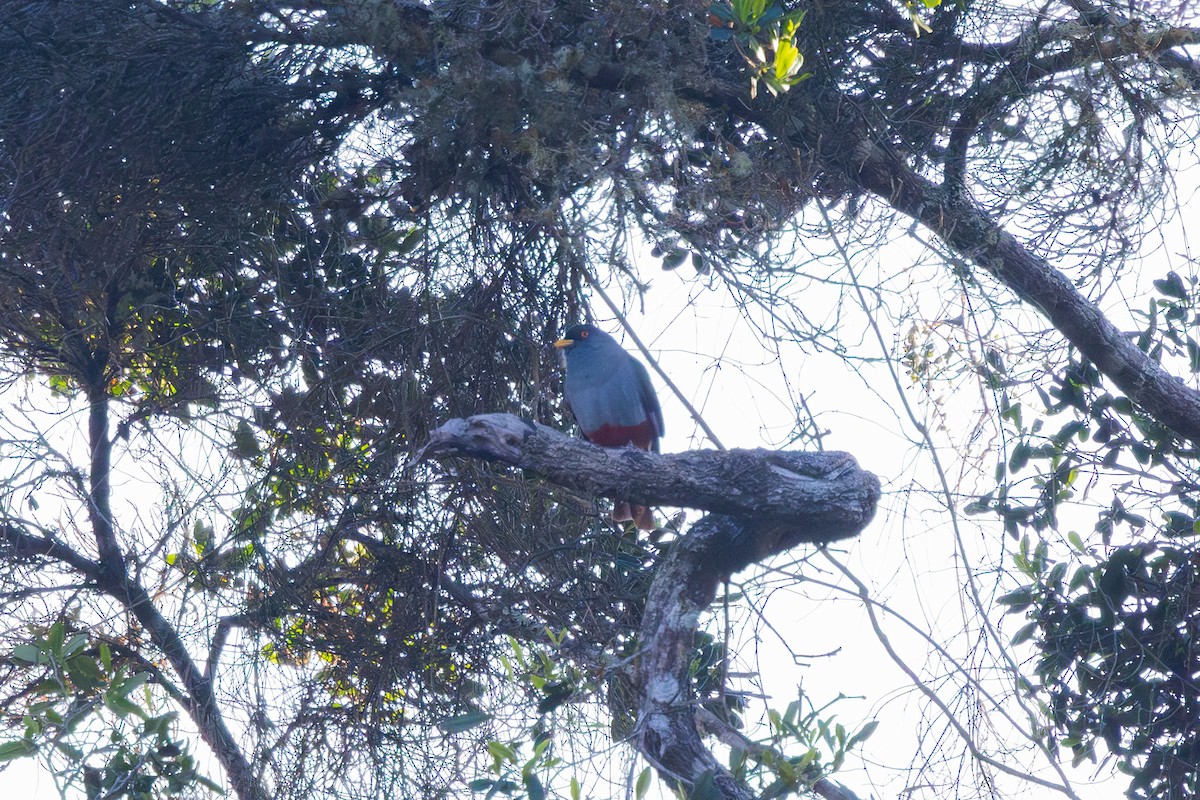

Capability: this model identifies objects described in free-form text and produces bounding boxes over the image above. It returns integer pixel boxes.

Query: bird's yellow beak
[553,338,573,349]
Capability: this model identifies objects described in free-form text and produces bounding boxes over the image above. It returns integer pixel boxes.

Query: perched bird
[554,323,664,530]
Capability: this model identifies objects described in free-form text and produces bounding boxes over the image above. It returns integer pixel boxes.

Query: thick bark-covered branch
[85,385,127,580]
[108,576,266,800]
[423,414,879,798]
[0,523,102,578]
[634,514,866,799]
[730,90,1200,446]
[421,413,879,546]
[298,0,1200,444]
[852,148,1200,445]
[0,519,263,798]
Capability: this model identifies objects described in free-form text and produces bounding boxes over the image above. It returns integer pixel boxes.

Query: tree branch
[946,20,1199,185]
[0,522,102,578]
[634,516,755,799]
[422,414,879,798]
[420,413,879,543]
[731,90,1200,445]
[85,385,127,580]
[108,576,266,800]
[694,708,867,800]
[79,383,264,800]
[878,166,1200,445]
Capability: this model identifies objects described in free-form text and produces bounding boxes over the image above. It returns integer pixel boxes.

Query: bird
[554,323,664,530]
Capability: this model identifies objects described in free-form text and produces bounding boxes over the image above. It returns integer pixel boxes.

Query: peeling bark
[423,413,880,798]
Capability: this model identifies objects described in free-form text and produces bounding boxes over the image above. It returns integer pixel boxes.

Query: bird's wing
[630,356,664,442]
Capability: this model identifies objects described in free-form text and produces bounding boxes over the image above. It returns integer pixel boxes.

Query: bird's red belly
[584,420,657,450]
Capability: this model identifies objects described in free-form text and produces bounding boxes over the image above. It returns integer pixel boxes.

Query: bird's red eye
[580,330,589,339]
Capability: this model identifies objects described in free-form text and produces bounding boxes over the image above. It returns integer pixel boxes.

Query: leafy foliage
[728,693,877,799]
[0,622,215,798]
[707,0,809,98]
[987,269,1200,798]
[1004,538,1200,799]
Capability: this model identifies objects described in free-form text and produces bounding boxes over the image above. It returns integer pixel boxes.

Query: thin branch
[694,707,867,800]
[110,576,265,800]
[78,380,264,799]
[819,549,1083,800]
[206,614,253,683]
[840,137,1200,444]
[0,522,102,579]
[815,200,1083,792]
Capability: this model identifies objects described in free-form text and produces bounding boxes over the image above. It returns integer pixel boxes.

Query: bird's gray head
[553,323,620,362]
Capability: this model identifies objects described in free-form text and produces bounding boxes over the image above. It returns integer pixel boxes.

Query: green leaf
[795,747,819,771]
[48,621,65,656]
[1153,271,1188,299]
[690,770,723,800]
[772,39,802,81]
[437,710,492,734]
[103,692,145,719]
[524,774,546,800]
[62,633,88,659]
[996,587,1034,612]
[635,766,652,800]
[570,777,581,800]
[536,682,573,715]
[1009,441,1030,473]
[1163,511,1195,537]
[708,3,736,23]
[66,654,103,692]
[48,374,73,396]
[0,739,37,761]
[487,740,517,765]
[1011,621,1039,646]
[232,419,261,457]
[12,644,41,665]
[54,741,84,761]
[661,249,688,270]
[394,226,426,257]
[1068,565,1092,592]
[846,719,878,750]
[113,672,149,698]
